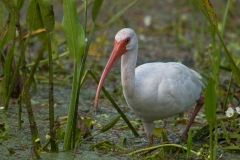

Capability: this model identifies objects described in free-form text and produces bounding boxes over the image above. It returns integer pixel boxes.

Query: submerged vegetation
[0,0,240,159]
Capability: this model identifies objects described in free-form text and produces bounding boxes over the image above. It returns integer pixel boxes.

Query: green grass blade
[62,0,86,150]
[201,0,218,27]
[80,0,104,62]
[213,123,217,159]
[209,25,220,87]
[71,0,105,148]
[204,78,216,160]
[220,121,230,144]
[192,0,211,22]
[128,143,200,156]
[0,1,4,30]
[0,12,16,49]
[92,0,104,22]
[193,0,240,84]
[37,0,54,32]
[3,1,42,158]
[62,0,85,62]
[1,15,16,110]
[37,0,57,152]
[204,78,216,124]
[186,128,192,160]
[63,62,79,150]
[89,70,139,137]
[101,0,138,28]
[73,115,121,159]
[215,29,240,83]
[221,0,232,36]
[2,0,19,18]
[99,115,121,133]
[2,45,14,105]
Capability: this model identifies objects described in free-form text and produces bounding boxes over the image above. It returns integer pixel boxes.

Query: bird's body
[94,28,204,143]
[124,62,203,122]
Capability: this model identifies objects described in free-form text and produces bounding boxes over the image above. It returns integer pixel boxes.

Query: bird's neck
[121,47,138,98]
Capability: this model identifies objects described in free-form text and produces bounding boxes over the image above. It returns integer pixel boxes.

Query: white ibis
[94,28,204,144]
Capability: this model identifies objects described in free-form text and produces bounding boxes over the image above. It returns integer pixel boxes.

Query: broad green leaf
[26,0,46,40]
[99,114,121,133]
[62,0,85,62]
[37,0,55,32]
[204,78,216,124]
[92,0,104,22]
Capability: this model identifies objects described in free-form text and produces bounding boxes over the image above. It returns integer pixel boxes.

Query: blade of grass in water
[204,78,216,160]
[37,0,56,151]
[73,114,121,159]
[71,0,104,149]
[76,69,139,137]
[186,128,192,160]
[62,0,85,150]
[0,1,4,29]
[72,0,88,148]
[128,143,202,156]
[2,0,41,158]
[2,15,15,111]
[88,70,139,137]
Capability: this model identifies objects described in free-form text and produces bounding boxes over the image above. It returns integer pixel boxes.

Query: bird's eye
[125,38,130,43]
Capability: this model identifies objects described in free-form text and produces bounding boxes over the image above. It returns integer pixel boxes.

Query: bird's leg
[142,121,154,146]
[148,135,153,146]
[181,95,204,140]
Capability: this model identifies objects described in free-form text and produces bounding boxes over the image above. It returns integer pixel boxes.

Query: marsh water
[1,0,240,159]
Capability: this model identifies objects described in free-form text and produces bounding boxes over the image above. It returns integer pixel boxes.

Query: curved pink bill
[94,39,127,109]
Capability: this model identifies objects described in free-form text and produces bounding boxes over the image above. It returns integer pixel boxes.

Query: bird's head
[115,28,138,51]
[94,28,137,109]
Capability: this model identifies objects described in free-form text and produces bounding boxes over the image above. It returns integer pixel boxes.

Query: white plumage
[95,28,204,144]
[128,62,203,120]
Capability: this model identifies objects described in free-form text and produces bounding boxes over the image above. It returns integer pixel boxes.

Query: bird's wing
[133,62,204,120]
[157,62,204,111]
